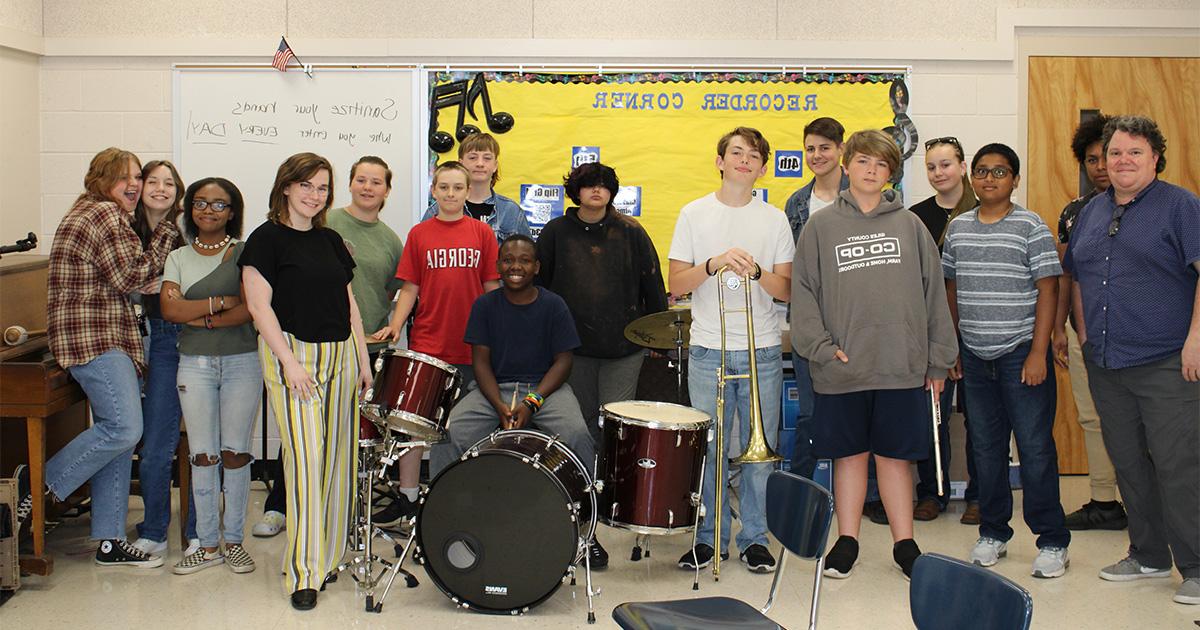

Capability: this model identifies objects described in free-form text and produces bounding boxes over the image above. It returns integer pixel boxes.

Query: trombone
[710,265,783,580]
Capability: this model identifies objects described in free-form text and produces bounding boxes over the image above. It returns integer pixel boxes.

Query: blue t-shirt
[464,287,581,383]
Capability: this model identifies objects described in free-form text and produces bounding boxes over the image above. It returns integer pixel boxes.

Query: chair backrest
[764,470,835,560]
[910,553,1033,630]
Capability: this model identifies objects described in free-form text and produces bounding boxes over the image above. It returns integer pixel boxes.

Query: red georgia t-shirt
[396,215,499,364]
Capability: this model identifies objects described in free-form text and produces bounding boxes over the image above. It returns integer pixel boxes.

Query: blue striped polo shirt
[942,205,1062,359]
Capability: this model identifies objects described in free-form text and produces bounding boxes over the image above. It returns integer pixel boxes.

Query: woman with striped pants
[240,152,373,610]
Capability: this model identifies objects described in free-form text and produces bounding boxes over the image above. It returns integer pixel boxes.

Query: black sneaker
[739,544,776,573]
[677,544,729,570]
[893,538,921,581]
[95,539,164,568]
[589,539,609,569]
[372,495,418,527]
[13,464,32,531]
[863,500,889,525]
[823,535,859,578]
[1064,500,1128,531]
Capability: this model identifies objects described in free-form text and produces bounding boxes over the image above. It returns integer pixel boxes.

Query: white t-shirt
[808,193,835,215]
[668,193,795,351]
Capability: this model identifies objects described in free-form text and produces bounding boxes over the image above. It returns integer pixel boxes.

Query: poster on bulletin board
[426,70,909,270]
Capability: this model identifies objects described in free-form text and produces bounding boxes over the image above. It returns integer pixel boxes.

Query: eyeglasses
[1107,204,1127,237]
[192,200,231,212]
[972,166,1012,180]
[924,136,961,151]
[298,181,330,195]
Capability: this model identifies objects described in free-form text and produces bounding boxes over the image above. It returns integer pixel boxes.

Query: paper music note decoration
[429,73,515,153]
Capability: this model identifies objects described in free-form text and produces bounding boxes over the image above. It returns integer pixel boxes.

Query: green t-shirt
[326,207,405,351]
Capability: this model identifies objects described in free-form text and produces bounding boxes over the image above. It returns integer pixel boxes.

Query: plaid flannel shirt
[48,195,179,374]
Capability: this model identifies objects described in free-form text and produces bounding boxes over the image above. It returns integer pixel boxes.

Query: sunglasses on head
[924,136,961,151]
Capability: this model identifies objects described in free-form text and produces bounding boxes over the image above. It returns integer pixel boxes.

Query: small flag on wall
[272,37,296,72]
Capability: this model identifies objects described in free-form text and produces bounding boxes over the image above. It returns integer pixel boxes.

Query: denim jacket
[422,190,532,243]
[782,171,850,245]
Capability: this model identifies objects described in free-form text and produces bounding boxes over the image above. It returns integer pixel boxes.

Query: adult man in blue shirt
[1063,115,1200,605]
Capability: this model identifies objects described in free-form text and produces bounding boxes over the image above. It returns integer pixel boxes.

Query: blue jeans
[962,342,1069,549]
[46,350,142,540]
[690,344,783,553]
[788,357,816,478]
[177,351,263,547]
[136,318,195,542]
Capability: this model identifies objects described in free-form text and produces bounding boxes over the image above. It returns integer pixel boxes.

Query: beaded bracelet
[524,391,545,412]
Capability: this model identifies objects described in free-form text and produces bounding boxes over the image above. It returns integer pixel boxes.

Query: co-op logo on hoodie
[835,233,902,273]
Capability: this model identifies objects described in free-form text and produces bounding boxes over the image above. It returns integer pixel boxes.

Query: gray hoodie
[790,189,958,394]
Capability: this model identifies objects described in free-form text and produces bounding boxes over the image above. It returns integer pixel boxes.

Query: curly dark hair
[563,161,620,208]
[1103,115,1167,174]
[1070,115,1112,165]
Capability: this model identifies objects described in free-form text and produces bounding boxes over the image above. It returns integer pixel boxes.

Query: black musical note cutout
[428,73,515,153]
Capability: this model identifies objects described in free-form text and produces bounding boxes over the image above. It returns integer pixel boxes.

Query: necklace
[195,234,231,251]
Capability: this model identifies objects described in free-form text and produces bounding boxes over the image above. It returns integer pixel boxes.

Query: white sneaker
[969,537,1007,567]
[182,538,201,557]
[1031,546,1069,578]
[252,511,286,538]
[130,537,168,556]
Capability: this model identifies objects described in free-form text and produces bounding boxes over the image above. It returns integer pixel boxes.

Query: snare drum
[598,400,712,534]
[417,430,596,615]
[361,348,461,442]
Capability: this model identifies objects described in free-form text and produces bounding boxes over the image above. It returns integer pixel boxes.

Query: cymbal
[624,309,691,350]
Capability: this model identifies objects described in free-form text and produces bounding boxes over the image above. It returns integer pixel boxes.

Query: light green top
[326,207,405,351]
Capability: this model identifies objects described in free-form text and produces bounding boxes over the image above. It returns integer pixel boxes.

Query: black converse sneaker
[224,543,256,574]
[95,539,164,568]
[823,535,859,578]
[13,465,32,531]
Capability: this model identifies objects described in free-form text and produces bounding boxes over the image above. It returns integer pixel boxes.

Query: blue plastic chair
[612,471,835,630]
[910,553,1033,630]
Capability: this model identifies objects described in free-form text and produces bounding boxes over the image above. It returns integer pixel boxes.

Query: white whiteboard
[173,67,420,238]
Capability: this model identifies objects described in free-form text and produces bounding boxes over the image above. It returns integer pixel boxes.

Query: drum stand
[323,438,426,612]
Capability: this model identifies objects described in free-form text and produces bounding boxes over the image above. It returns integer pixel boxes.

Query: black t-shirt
[238,221,356,343]
[465,200,496,221]
[464,287,580,383]
[908,195,954,251]
[1057,189,1100,244]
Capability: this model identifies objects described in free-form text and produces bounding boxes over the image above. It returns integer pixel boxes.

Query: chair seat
[613,597,783,630]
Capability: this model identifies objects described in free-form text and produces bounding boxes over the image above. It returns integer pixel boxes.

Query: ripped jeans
[177,351,263,548]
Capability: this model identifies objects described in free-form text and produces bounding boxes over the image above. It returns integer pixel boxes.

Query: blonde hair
[81,147,141,205]
[458,133,501,186]
[268,152,334,229]
[432,160,471,187]
[842,130,901,174]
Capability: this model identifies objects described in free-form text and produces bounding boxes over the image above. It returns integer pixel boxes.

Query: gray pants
[569,351,645,445]
[429,382,594,478]
[1085,349,1199,578]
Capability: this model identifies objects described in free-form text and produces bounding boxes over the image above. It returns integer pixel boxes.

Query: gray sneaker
[1031,546,1069,578]
[1174,578,1200,605]
[1098,556,1172,582]
[969,537,1007,567]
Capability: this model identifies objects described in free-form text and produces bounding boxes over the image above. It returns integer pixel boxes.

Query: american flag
[272,37,296,72]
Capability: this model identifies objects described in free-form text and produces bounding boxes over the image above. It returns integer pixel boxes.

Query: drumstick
[507,388,518,429]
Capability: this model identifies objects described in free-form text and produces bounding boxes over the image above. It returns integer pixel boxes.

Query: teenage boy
[782,116,850,479]
[791,129,957,581]
[943,143,1070,578]
[429,234,606,566]
[421,133,531,243]
[373,161,500,523]
[1051,115,1127,531]
[536,161,668,444]
[669,127,794,573]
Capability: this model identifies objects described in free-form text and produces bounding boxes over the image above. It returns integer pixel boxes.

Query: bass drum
[416,430,596,615]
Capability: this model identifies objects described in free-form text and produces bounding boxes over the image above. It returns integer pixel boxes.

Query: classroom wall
[2,2,1197,253]
[0,46,41,247]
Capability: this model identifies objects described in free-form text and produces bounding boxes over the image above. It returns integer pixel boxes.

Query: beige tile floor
[4,476,1196,629]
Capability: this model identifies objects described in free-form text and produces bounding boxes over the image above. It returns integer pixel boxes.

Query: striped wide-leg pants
[259,334,358,592]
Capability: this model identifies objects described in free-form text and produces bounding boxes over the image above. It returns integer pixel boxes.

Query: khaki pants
[1066,326,1117,502]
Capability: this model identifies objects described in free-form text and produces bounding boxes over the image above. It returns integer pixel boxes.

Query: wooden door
[1028,56,1200,473]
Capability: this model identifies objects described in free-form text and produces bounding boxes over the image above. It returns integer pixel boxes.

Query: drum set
[332,296,739,623]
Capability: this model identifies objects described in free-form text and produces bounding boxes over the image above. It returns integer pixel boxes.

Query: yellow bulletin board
[427,70,911,270]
